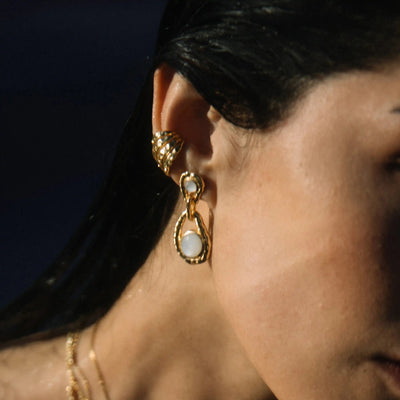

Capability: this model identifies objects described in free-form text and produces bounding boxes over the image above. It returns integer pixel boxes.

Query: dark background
[1,0,167,307]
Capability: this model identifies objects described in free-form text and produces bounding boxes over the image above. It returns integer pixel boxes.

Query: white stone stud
[184,179,198,194]
[181,230,203,258]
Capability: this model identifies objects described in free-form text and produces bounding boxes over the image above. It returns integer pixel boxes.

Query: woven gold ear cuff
[151,131,184,176]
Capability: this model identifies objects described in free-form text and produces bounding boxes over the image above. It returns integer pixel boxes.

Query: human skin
[3,61,400,400]
[200,62,400,399]
[0,67,274,400]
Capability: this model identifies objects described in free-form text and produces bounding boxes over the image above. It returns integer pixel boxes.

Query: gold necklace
[89,322,111,400]
[65,331,91,400]
[65,323,111,400]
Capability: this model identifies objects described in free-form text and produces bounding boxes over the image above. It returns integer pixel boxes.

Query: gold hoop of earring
[151,131,184,176]
[174,171,211,264]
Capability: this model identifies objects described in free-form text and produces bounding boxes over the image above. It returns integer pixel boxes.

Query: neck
[80,211,276,400]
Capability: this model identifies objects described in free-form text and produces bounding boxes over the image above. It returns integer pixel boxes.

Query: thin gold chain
[65,332,91,400]
[89,322,111,400]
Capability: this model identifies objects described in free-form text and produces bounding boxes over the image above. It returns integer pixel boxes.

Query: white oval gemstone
[184,179,197,193]
[181,231,203,258]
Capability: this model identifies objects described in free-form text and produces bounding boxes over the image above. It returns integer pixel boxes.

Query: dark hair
[2,0,400,342]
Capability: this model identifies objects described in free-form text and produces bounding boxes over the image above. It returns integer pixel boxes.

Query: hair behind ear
[0,71,179,342]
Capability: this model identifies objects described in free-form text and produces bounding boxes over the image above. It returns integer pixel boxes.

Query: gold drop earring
[174,171,211,264]
[151,131,211,264]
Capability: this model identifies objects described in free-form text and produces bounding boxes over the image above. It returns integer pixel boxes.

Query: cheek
[211,189,388,399]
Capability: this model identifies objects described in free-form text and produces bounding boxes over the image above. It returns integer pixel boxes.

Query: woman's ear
[152,64,220,196]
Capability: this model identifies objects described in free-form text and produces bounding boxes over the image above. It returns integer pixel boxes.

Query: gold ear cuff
[151,131,184,176]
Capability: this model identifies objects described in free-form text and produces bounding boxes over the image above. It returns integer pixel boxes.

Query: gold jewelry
[66,332,91,400]
[89,323,111,400]
[174,171,211,264]
[151,131,184,176]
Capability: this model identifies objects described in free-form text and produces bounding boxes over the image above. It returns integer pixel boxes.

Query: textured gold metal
[66,332,91,400]
[89,323,111,400]
[151,131,184,176]
[174,172,211,264]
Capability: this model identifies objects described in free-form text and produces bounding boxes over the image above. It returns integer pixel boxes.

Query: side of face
[210,63,400,399]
